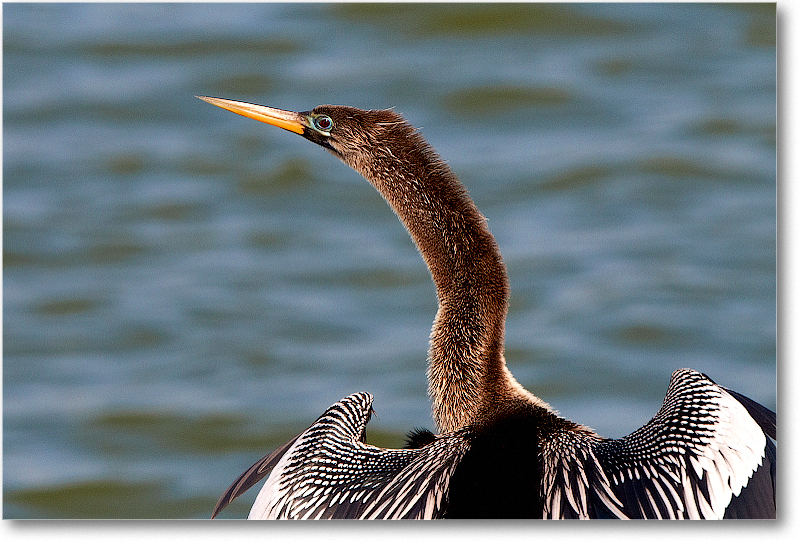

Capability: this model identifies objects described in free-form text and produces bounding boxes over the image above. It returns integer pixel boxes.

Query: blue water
[3,3,775,518]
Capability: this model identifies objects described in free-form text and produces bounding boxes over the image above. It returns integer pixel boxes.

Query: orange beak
[196,96,306,135]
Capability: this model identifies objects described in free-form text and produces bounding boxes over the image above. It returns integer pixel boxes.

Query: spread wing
[541,368,776,519]
[212,392,470,519]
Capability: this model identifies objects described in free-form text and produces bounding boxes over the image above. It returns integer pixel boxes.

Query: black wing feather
[543,368,776,519]
[723,436,776,518]
[215,392,470,519]
[211,433,302,518]
[720,385,776,440]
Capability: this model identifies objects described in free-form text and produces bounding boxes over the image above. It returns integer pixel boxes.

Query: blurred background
[3,3,775,518]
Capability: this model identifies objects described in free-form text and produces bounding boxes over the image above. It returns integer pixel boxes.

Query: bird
[198,96,776,519]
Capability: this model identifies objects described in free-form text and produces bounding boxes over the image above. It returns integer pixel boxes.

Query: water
[3,3,775,519]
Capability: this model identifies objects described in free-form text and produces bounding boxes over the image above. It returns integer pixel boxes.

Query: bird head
[196,96,411,175]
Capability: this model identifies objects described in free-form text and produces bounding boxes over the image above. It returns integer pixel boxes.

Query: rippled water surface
[3,3,775,518]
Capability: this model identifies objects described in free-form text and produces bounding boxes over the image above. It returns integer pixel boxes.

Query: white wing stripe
[541,369,772,519]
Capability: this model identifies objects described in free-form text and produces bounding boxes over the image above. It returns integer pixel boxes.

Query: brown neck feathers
[344,115,511,432]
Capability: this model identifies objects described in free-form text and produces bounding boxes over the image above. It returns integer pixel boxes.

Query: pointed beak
[196,96,307,135]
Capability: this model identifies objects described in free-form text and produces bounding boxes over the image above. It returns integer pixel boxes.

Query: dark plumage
[405,428,436,450]
[198,96,776,519]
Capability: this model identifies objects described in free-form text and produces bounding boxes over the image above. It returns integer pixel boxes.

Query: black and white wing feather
[542,368,776,519]
[213,392,470,519]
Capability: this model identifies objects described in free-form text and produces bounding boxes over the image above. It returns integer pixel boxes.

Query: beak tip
[197,96,307,135]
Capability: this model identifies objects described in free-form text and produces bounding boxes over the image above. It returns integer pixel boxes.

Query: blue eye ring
[313,115,333,133]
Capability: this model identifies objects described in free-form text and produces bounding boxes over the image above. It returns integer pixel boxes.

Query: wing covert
[217,392,470,519]
[542,368,776,519]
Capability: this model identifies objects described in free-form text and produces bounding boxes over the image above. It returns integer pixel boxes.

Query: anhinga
[198,96,776,519]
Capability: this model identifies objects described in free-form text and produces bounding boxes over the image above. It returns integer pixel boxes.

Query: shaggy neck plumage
[342,119,516,433]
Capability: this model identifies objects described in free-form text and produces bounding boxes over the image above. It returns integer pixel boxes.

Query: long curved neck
[345,122,522,433]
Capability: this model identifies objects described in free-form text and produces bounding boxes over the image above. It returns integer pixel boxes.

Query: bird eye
[313,115,333,132]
